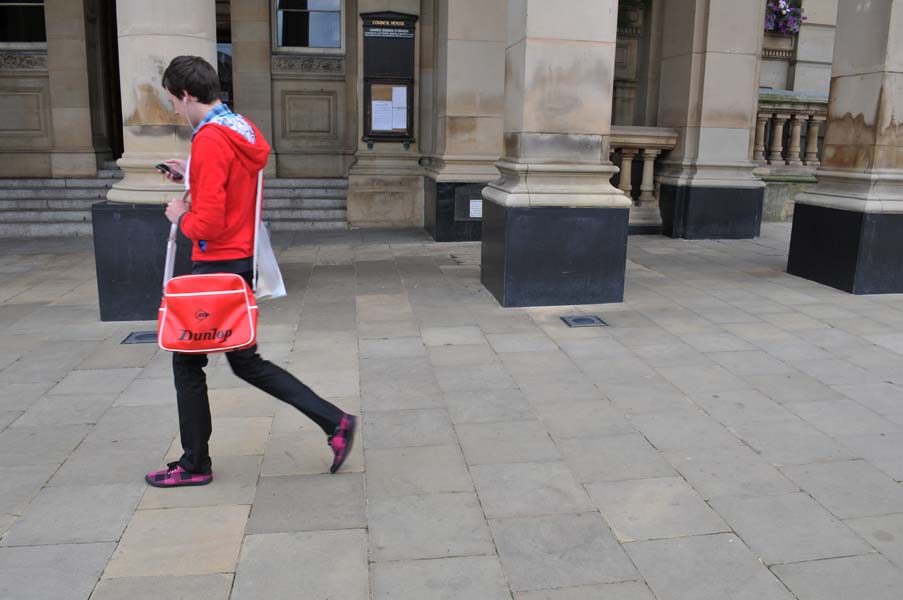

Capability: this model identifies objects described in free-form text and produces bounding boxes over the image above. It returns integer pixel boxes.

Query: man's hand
[163,159,187,181]
[165,196,190,224]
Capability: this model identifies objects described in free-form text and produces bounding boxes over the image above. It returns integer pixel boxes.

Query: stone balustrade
[755,89,829,221]
[755,89,828,170]
[609,126,679,230]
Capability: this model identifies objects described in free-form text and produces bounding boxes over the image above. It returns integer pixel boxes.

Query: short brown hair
[162,56,221,104]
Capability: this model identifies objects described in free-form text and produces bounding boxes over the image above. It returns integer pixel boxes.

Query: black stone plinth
[480,202,629,307]
[660,184,764,239]
[92,202,192,321]
[788,203,903,294]
[425,180,483,242]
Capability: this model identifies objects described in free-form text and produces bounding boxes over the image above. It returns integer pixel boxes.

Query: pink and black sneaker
[145,462,213,488]
[328,414,357,474]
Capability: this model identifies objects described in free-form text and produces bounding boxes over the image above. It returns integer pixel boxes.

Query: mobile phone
[155,163,184,180]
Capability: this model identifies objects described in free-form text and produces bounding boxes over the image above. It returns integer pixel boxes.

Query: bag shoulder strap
[253,170,263,291]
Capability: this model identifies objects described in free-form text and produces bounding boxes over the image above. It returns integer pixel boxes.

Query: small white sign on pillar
[469,198,483,219]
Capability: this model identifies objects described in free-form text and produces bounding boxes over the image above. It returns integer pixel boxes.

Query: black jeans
[171,268,344,474]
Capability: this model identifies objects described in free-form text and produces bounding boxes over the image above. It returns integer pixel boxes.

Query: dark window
[0,0,46,43]
[276,0,341,49]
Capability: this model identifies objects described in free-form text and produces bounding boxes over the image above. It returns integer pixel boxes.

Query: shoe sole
[330,415,356,474]
[145,474,213,488]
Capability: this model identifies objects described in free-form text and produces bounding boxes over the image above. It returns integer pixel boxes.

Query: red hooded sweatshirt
[179,115,270,262]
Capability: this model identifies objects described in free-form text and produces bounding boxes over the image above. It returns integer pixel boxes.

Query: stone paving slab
[471,462,594,519]
[780,459,903,519]
[368,492,494,561]
[364,445,473,498]
[709,492,873,565]
[0,542,115,600]
[232,530,369,600]
[372,555,511,600]
[246,473,365,534]
[625,534,795,600]
[1,483,143,547]
[662,444,797,500]
[104,505,249,579]
[90,574,234,600]
[0,424,91,467]
[12,393,116,427]
[586,477,730,542]
[491,513,637,592]
[2,225,903,598]
[514,581,656,600]
[772,554,903,600]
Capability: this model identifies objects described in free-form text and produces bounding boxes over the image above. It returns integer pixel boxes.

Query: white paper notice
[392,107,407,129]
[372,101,393,131]
[469,199,483,219]
[392,86,407,109]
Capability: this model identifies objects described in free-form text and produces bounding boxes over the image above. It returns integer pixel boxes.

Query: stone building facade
[0,0,901,306]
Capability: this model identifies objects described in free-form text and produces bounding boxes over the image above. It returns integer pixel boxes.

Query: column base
[659,184,764,239]
[788,203,903,294]
[92,202,192,321]
[480,202,629,307]
[425,180,483,242]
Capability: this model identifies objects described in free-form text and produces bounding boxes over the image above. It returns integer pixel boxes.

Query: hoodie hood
[200,116,270,172]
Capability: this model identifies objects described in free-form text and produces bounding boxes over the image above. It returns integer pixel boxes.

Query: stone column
[423,0,506,241]
[656,0,766,239]
[92,0,216,322]
[231,0,275,176]
[45,0,97,177]
[788,0,903,294]
[480,0,630,307]
[107,0,217,204]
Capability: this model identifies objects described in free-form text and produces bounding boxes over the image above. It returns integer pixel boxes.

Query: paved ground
[1,223,903,599]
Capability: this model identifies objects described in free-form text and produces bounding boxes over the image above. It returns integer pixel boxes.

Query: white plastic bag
[254,221,287,300]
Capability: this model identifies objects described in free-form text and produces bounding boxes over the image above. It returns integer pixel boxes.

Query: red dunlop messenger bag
[157,174,263,354]
[158,272,258,353]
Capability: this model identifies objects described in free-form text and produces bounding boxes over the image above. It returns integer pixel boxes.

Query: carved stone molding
[763,49,793,61]
[272,55,344,77]
[0,52,48,71]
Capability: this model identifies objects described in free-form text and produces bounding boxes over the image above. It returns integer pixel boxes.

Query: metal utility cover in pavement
[561,315,607,328]
[121,331,158,344]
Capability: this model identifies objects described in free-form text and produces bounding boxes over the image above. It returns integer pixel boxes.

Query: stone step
[0,188,111,200]
[0,222,93,237]
[0,210,92,223]
[0,197,346,211]
[262,197,346,209]
[102,160,119,170]
[268,219,348,232]
[0,199,99,210]
[3,198,345,211]
[263,188,347,200]
[0,179,117,189]
[262,209,347,221]
[263,178,348,189]
[0,175,350,237]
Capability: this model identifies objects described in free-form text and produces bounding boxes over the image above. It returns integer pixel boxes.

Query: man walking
[145,56,356,488]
